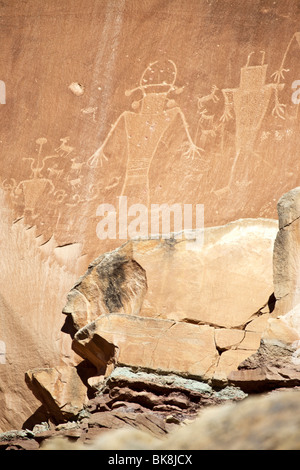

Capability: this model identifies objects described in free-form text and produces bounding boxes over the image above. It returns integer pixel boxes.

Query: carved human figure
[88,60,208,208]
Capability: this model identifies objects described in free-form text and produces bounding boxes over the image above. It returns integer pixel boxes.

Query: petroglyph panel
[1,0,300,431]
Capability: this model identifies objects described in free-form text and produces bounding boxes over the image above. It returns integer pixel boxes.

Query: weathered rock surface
[29,389,300,450]
[0,365,246,449]
[0,192,81,434]
[20,217,278,431]
[229,340,300,392]
[230,188,300,393]
[2,0,300,261]
[64,219,277,331]
[92,366,246,409]
[25,366,89,423]
[72,314,219,380]
[152,389,300,450]
[135,220,277,329]
[0,429,40,451]
[4,183,300,448]
[63,245,147,332]
[2,0,300,434]
[63,219,277,385]
[273,187,300,316]
[0,217,276,434]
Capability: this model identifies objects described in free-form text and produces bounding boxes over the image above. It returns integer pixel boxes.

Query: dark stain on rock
[96,254,128,312]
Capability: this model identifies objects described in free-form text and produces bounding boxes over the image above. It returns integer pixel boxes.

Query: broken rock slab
[72,313,219,381]
[212,349,258,385]
[62,243,147,333]
[212,328,262,384]
[228,339,300,392]
[25,366,88,423]
[231,304,300,392]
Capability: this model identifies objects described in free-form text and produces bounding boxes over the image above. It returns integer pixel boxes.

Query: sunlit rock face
[229,188,300,392]
[273,187,300,315]
[1,0,300,260]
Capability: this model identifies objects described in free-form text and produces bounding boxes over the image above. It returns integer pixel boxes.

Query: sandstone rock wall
[19,185,300,449]
[1,0,300,435]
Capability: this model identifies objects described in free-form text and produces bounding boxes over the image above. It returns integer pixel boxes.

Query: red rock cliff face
[1,0,300,432]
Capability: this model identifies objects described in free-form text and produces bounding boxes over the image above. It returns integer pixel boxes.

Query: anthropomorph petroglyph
[2,138,69,218]
[88,60,209,207]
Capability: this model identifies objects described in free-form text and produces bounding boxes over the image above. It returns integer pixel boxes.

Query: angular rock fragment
[229,187,300,392]
[215,329,245,351]
[25,366,88,423]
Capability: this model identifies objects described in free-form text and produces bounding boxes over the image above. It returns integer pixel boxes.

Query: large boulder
[2,0,300,434]
[131,219,277,329]
[40,389,300,450]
